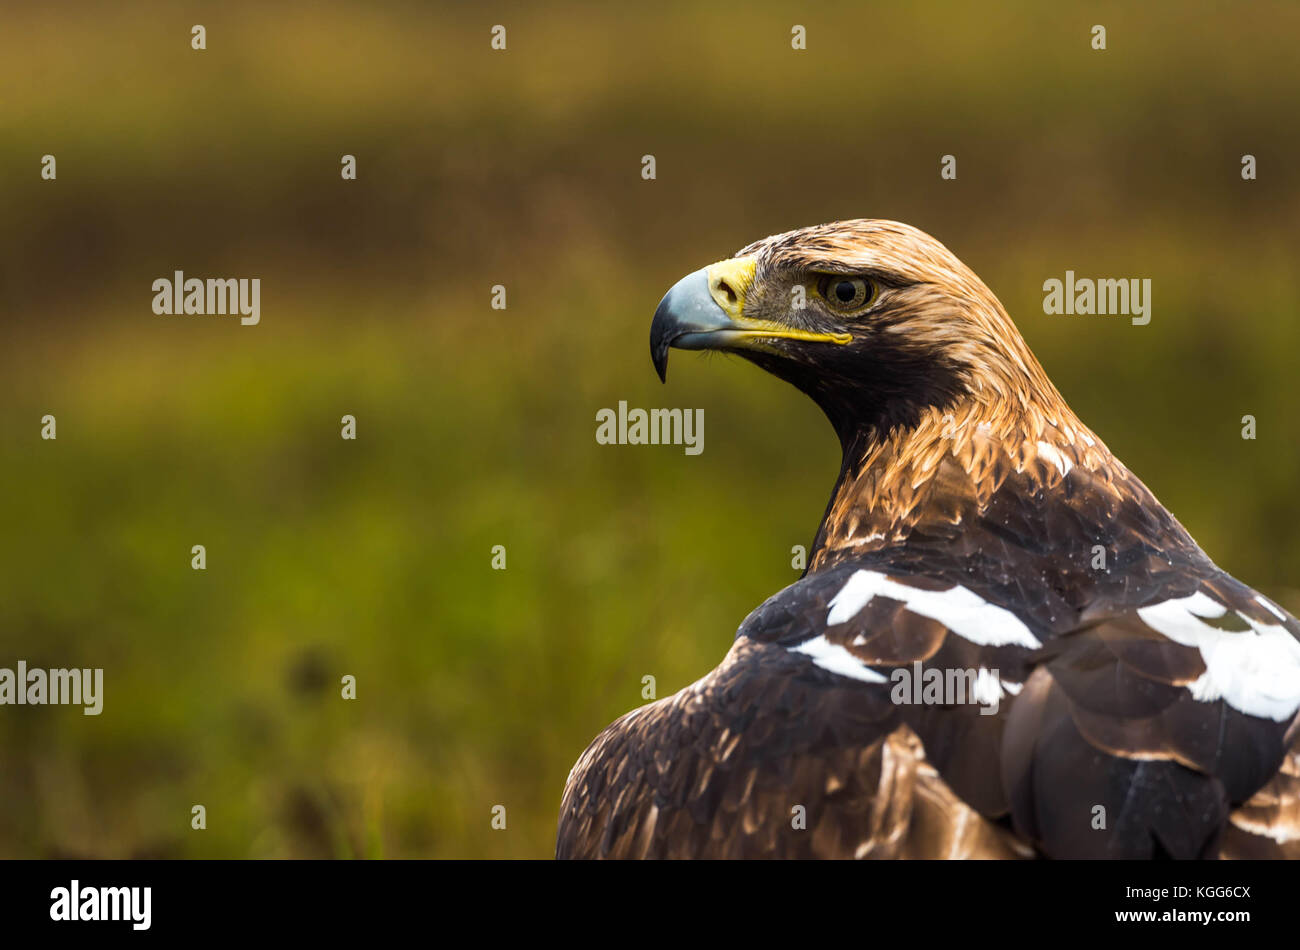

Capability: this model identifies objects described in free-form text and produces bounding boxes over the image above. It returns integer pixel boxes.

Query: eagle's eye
[818,275,876,313]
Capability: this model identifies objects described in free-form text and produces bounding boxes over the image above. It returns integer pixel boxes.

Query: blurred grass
[1,0,1299,857]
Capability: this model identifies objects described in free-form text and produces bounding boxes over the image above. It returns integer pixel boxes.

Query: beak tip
[649,291,679,384]
[650,266,717,385]
[651,346,668,383]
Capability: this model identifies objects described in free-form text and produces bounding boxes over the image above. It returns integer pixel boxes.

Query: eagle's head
[650,219,1062,443]
[650,219,1121,566]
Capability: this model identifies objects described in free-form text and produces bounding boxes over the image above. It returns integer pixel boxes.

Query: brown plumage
[557,220,1300,859]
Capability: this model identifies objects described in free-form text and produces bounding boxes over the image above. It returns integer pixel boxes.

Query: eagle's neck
[807,390,1121,572]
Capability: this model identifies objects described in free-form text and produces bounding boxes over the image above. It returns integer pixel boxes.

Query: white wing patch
[794,571,1300,720]
[790,635,888,683]
[826,570,1042,649]
[1137,591,1300,721]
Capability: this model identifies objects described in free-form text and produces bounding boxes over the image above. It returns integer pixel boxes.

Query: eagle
[556,219,1300,859]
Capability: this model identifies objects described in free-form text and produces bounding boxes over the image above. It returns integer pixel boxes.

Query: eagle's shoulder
[736,546,1300,857]
[560,548,1300,858]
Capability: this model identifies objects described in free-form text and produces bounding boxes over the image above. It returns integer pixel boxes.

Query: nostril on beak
[704,257,756,315]
[709,274,742,314]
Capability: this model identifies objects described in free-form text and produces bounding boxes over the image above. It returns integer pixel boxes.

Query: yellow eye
[819,276,876,312]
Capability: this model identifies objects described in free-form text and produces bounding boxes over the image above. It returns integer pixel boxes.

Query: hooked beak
[649,256,851,382]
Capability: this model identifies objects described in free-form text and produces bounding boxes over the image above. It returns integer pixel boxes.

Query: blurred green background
[1,0,1298,858]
